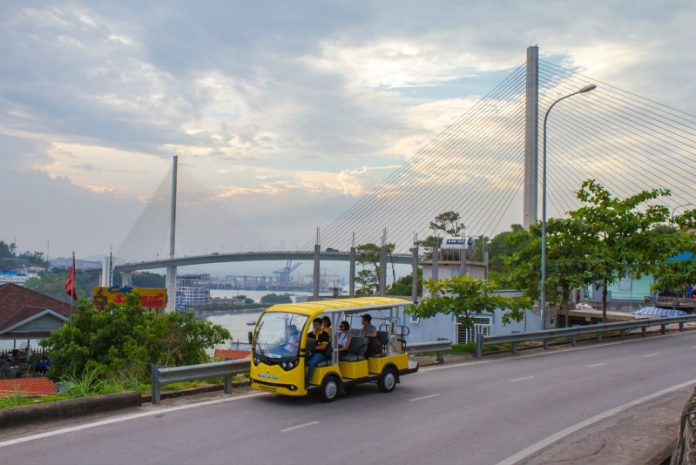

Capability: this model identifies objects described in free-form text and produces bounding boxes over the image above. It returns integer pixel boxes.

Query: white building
[407,244,542,344]
[176,273,211,310]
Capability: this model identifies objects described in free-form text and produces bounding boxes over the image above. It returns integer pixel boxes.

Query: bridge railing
[475,315,696,358]
[151,360,249,404]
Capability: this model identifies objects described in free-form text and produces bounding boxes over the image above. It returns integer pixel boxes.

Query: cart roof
[263,297,411,317]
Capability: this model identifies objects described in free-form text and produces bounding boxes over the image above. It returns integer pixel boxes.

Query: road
[1,332,695,465]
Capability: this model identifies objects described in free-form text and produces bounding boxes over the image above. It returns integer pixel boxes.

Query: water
[205,290,313,344]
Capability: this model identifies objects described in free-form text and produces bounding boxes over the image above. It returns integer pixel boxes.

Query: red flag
[65,252,78,301]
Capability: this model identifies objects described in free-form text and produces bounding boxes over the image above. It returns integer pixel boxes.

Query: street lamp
[540,83,596,329]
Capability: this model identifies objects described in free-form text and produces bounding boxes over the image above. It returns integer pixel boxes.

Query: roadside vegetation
[40,293,230,390]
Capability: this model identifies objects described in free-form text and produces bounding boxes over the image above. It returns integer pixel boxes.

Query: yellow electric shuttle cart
[249,297,419,401]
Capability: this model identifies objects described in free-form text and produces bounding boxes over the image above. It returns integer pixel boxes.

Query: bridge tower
[165,155,178,312]
[523,45,539,228]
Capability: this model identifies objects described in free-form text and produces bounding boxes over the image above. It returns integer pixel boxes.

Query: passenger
[283,325,299,354]
[360,314,381,356]
[337,321,352,354]
[321,316,332,340]
[305,318,330,385]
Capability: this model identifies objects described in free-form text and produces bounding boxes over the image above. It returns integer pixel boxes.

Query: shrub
[42,294,230,382]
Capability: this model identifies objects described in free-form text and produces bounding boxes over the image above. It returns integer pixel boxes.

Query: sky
[1,0,695,262]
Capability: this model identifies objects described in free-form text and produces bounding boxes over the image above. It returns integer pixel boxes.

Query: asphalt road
[1,332,696,465]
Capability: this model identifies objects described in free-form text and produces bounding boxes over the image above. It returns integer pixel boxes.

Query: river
[205,290,313,345]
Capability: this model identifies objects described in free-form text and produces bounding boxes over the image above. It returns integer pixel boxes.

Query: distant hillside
[50,257,102,270]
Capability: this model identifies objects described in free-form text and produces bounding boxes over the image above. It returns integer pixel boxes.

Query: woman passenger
[337,321,352,354]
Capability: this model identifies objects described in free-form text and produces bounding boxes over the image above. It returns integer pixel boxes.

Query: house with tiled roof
[214,348,250,360]
[0,284,73,344]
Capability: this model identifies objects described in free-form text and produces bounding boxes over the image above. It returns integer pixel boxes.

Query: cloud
[1,0,695,255]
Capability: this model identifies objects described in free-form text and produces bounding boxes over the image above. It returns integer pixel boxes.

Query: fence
[151,359,249,404]
[475,315,696,358]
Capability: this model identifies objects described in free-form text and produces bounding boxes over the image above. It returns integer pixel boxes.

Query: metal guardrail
[151,359,249,404]
[150,339,451,402]
[475,314,696,358]
[406,339,452,363]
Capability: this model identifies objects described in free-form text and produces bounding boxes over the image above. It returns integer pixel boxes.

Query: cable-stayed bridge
[112,46,696,311]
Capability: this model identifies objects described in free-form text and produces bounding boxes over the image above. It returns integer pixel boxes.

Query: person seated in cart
[305,318,330,384]
[360,314,381,356]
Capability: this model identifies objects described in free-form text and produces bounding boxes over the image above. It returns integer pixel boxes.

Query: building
[407,246,542,344]
[0,270,39,286]
[176,273,211,310]
[0,283,73,348]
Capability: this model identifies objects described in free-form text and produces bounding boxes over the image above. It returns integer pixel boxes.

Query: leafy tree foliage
[260,293,293,305]
[570,180,678,320]
[42,294,230,381]
[406,275,530,330]
[387,268,423,297]
[25,270,99,302]
[355,242,395,295]
[429,211,465,237]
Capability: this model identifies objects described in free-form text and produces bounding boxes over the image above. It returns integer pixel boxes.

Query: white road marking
[0,392,268,449]
[510,376,534,382]
[587,363,607,368]
[644,352,660,358]
[409,393,440,402]
[280,421,319,433]
[494,377,696,465]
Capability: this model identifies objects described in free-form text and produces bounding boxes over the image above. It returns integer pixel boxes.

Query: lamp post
[540,83,596,329]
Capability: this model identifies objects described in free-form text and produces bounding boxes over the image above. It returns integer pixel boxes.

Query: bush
[42,294,230,382]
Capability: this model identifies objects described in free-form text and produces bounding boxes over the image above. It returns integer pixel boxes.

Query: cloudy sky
[1,0,695,260]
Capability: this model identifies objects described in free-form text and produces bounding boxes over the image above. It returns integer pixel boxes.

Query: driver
[305,318,330,385]
[283,325,299,354]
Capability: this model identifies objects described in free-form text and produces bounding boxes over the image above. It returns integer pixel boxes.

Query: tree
[651,234,696,299]
[429,211,465,237]
[570,179,676,320]
[0,240,13,258]
[406,275,530,332]
[260,293,293,305]
[418,211,466,254]
[387,268,423,297]
[42,294,230,382]
[355,242,395,295]
[25,269,99,302]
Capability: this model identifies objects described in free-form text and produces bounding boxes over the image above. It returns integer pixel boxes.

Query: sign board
[92,287,167,309]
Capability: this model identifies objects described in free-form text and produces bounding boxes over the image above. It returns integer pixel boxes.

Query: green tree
[406,275,530,331]
[0,240,14,258]
[418,211,466,254]
[355,242,395,295]
[429,211,465,237]
[25,270,98,302]
[570,179,677,320]
[651,233,696,299]
[387,268,423,297]
[112,271,166,288]
[42,294,230,381]
[260,293,293,305]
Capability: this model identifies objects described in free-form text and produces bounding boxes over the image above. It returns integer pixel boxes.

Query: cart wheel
[378,367,397,393]
[320,375,340,402]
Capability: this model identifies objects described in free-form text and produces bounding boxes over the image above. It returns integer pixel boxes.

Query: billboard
[92,286,167,309]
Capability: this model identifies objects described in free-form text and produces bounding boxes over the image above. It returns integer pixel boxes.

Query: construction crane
[273,259,301,287]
